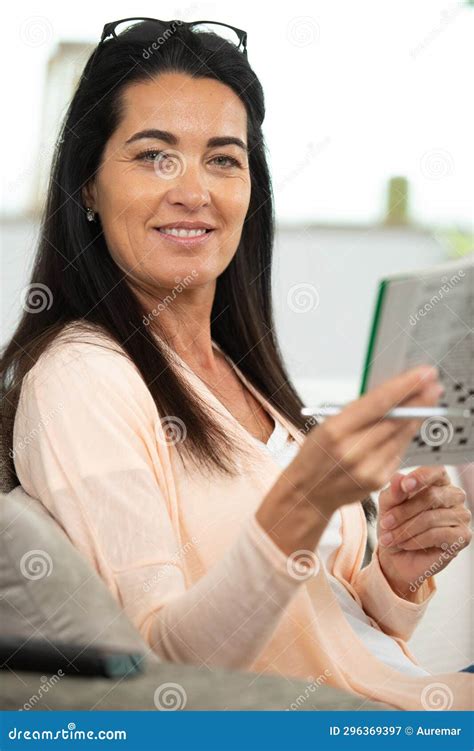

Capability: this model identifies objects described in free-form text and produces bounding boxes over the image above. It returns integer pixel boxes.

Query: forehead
[117,72,248,143]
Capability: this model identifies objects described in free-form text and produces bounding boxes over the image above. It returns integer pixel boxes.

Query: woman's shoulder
[14,323,160,443]
[24,321,149,401]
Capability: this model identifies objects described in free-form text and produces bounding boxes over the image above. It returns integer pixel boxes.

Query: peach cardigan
[12,323,472,710]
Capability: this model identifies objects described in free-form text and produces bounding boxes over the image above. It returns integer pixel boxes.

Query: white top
[259,418,431,677]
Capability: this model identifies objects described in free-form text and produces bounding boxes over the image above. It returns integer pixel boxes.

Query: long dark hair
[0,20,376,522]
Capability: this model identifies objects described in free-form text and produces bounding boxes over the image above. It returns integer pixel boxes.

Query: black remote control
[0,635,144,678]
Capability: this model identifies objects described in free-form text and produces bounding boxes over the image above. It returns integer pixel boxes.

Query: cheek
[220,177,251,222]
[98,160,158,215]
[99,176,155,245]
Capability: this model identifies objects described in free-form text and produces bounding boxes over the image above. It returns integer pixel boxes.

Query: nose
[163,160,211,210]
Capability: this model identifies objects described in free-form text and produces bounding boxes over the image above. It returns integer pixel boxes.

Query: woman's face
[83,71,251,298]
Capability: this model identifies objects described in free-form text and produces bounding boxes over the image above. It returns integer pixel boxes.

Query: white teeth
[159,227,209,237]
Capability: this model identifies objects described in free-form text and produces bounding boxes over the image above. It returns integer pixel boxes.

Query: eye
[136,150,242,169]
[136,149,167,162]
[210,155,242,168]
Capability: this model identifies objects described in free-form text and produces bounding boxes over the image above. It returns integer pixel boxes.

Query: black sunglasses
[91,17,248,66]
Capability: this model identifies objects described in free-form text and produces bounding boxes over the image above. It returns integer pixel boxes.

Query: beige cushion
[0,485,158,661]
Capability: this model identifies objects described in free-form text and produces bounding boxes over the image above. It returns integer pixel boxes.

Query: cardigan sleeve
[351,542,437,642]
[143,512,306,667]
[13,338,304,669]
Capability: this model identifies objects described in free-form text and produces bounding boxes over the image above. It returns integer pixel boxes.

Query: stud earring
[86,207,96,222]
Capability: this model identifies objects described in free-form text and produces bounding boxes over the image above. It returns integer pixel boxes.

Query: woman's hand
[258,364,445,562]
[376,466,472,601]
[290,364,444,516]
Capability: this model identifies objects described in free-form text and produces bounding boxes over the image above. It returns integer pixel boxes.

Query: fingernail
[380,532,393,545]
[401,477,417,493]
[381,514,396,529]
[420,366,438,380]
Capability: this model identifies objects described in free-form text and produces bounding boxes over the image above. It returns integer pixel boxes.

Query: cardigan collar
[151,332,306,450]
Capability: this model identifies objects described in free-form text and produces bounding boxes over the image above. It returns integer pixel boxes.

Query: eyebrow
[124,129,248,153]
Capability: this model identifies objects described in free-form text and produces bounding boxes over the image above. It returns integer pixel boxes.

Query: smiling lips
[159,227,209,238]
[154,219,216,243]
[154,225,215,246]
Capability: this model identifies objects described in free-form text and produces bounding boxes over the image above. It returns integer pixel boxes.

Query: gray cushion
[0,485,158,661]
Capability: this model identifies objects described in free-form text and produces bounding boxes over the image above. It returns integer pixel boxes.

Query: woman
[2,19,472,710]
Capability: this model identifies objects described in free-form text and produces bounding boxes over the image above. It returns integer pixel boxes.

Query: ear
[82,180,97,211]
